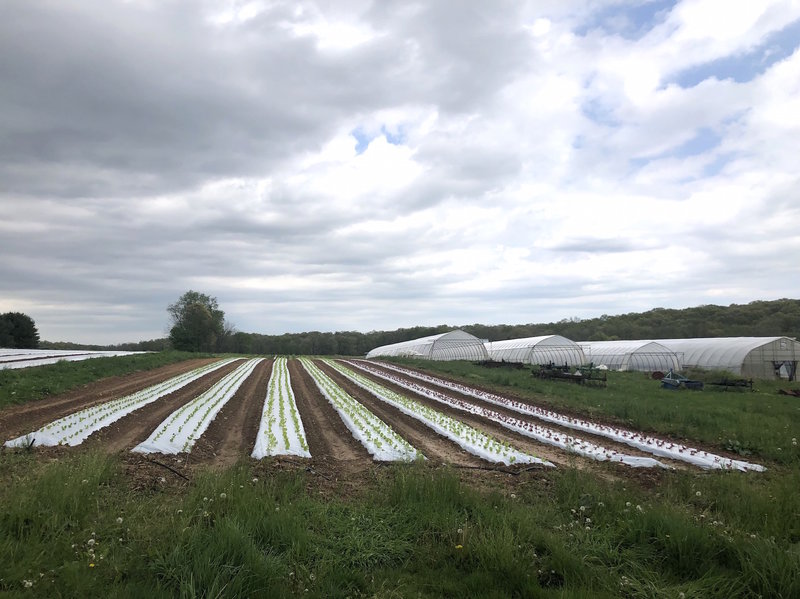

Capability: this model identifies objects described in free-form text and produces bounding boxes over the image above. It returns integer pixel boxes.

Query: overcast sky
[2,0,799,344]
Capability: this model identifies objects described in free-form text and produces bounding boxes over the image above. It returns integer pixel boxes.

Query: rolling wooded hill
[45,298,799,357]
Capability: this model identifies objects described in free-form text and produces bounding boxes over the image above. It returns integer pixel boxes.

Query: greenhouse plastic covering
[656,337,800,376]
[366,330,489,361]
[485,335,586,366]
[580,340,681,372]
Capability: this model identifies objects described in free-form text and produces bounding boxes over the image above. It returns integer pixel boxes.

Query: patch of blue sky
[351,125,406,155]
[351,127,372,154]
[628,127,724,172]
[381,124,406,146]
[674,127,721,157]
[581,97,620,127]
[575,0,677,40]
[670,18,800,88]
[702,153,734,178]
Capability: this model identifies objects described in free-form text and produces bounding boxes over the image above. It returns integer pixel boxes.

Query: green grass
[0,351,214,410]
[1,453,798,598]
[1,357,799,597]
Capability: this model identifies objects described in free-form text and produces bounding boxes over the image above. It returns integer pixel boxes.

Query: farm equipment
[474,359,526,369]
[533,362,607,386]
[660,369,704,390]
[708,377,754,392]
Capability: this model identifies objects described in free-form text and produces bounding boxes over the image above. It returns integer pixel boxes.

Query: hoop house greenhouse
[579,341,681,372]
[366,330,489,361]
[485,335,586,366]
[656,337,799,380]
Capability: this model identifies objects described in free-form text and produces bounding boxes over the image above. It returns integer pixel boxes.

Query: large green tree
[0,312,40,348]
[167,291,225,352]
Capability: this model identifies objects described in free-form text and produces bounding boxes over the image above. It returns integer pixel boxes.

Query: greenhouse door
[775,361,797,381]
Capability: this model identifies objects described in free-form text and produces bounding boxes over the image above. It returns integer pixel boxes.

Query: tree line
[31,296,800,356]
[214,298,800,355]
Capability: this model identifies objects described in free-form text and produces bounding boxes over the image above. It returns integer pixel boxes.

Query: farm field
[0,348,149,370]
[1,355,799,597]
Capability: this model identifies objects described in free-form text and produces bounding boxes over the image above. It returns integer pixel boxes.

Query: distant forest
[41,298,800,357]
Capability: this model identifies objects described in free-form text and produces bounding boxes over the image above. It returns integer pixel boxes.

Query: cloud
[1,0,798,344]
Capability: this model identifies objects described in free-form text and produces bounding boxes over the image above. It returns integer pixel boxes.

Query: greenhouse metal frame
[656,337,799,380]
[366,330,489,361]
[579,340,681,372]
[485,335,586,367]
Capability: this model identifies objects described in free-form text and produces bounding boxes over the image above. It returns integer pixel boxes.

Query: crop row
[133,358,263,455]
[364,361,766,471]
[324,360,553,467]
[5,358,240,448]
[346,360,666,468]
[300,358,421,461]
[252,357,311,458]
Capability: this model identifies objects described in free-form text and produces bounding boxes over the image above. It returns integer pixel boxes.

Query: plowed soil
[193,358,273,466]
[0,358,220,441]
[85,359,243,453]
[2,357,715,487]
[343,360,686,469]
[315,360,490,468]
[289,359,371,465]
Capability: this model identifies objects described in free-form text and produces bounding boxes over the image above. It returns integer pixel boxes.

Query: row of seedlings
[364,361,766,471]
[300,357,421,461]
[5,358,240,448]
[252,356,311,458]
[324,359,553,467]
[134,358,263,454]
[347,360,666,468]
